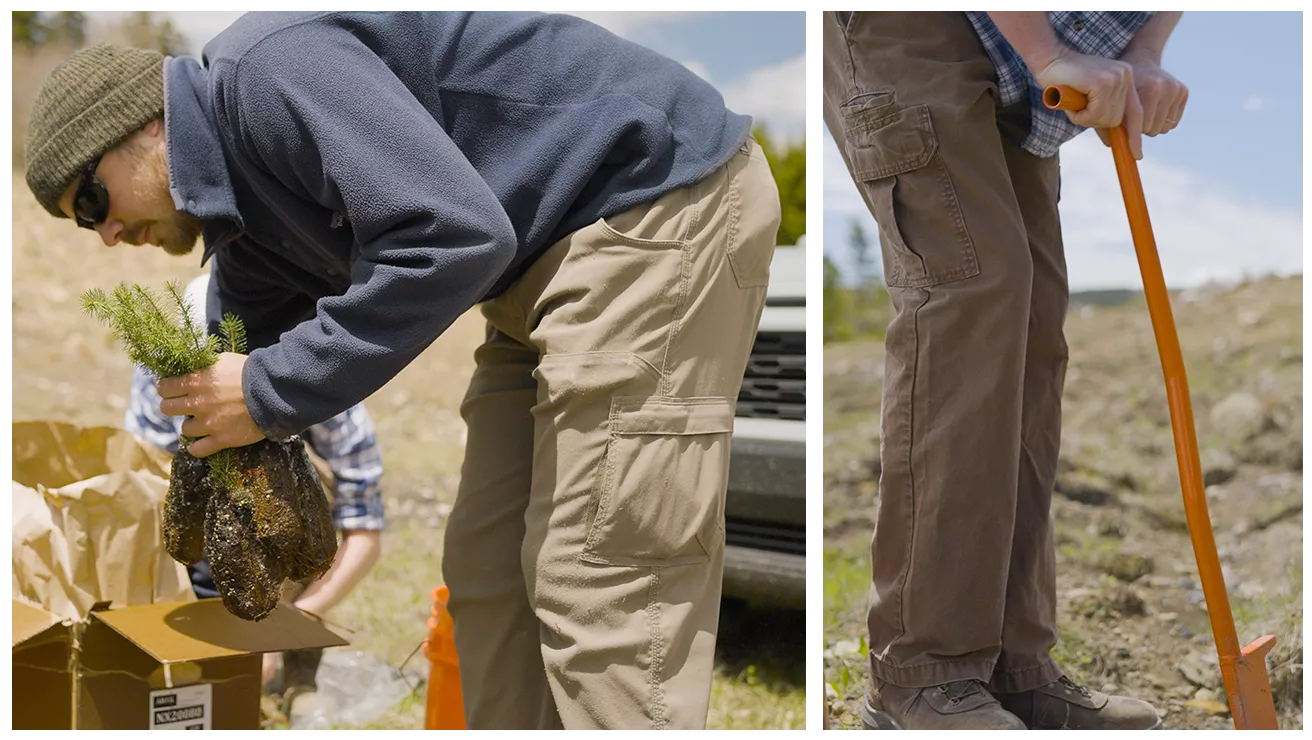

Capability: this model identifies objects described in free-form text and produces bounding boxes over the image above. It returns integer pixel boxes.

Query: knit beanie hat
[25,43,165,218]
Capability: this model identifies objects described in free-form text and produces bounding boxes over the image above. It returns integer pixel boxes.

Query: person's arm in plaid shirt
[294,406,385,615]
[987,12,1187,160]
[126,364,184,454]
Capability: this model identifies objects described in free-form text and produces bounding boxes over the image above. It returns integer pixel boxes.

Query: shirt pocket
[840,102,978,289]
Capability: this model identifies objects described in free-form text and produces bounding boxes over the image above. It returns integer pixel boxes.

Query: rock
[1184,696,1230,716]
[1200,449,1237,486]
[1236,581,1266,600]
[1097,519,1125,539]
[1240,434,1302,471]
[1209,392,1263,440]
[1191,687,1228,719]
[1178,652,1222,690]
[1099,552,1154,583]
[1055,471,1118,506]
[832,639,864,661]
[1167,684,1195,699]
[1073,583,1146,619]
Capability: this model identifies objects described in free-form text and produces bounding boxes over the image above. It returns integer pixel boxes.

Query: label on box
[149,683,212,730]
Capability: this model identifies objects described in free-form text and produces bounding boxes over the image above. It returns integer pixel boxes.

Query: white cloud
[823,129,1302,291]
[1242,95,1264,112]
[557,11,692,39]
[86,8,247,54]
[149,12,244,53]
[679,59,712,83]
[720,54,805,143]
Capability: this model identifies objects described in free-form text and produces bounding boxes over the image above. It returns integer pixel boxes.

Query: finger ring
[1166,118,1179,124]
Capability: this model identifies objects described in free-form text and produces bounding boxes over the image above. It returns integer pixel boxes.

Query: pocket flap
[611,398,735,436]
[841,104,938,181]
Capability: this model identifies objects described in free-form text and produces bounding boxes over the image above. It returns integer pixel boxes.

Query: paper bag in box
[11,421,349,729]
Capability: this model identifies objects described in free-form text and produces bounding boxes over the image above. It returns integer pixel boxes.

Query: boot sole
[858,699,904,730]
[1028,719,1165,734]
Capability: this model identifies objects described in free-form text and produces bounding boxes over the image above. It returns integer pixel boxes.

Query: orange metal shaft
[1044,85,1278,730]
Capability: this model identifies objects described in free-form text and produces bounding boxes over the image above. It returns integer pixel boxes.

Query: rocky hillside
[824,275,1302,730]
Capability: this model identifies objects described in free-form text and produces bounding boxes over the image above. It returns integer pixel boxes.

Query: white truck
[722,238,806,610]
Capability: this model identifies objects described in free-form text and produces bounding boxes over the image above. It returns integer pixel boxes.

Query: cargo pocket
[841,101,978,288]
[581,397,734,568]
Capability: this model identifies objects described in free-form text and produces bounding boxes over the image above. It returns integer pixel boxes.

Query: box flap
[13,598,66,646]
[90,599,348,663]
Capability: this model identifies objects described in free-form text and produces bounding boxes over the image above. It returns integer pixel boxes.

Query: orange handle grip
[1042,84,1086,112]
[1042,84,1279,730]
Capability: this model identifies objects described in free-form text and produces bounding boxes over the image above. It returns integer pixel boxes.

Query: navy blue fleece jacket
[163,11,751,440]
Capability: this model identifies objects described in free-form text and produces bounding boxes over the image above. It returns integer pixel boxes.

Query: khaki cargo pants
[441,141,780,729]
[823,12,1066,693]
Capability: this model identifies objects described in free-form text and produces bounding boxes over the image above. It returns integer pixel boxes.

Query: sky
[113,11,805,142]
[824,11,1304,291]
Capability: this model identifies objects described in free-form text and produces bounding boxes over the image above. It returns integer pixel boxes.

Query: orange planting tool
[423,585,466,729]
[1044,84,1279,731]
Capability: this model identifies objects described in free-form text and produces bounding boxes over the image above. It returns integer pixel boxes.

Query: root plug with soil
[82,282,336,620]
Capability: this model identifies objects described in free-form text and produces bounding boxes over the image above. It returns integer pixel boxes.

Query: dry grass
[13,44,80,167]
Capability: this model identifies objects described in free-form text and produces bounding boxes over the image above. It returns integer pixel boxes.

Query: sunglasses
[73,157,110,230]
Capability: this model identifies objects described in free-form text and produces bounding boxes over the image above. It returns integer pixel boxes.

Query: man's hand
[986,9,1144,160]
[1121,47,1188,137]
[1034,49,1145,159]
[158,352,265,457]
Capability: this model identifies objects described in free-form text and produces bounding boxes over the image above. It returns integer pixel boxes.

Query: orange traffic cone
[423,585,465,729]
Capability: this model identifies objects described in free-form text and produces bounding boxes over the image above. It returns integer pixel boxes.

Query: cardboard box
[12,598,347,729]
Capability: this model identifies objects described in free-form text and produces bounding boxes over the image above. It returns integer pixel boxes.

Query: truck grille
[725,518,805,556]
[737,331,805,421]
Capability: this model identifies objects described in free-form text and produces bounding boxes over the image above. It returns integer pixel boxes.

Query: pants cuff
[986,656,1063,694]
[868,653,995,689]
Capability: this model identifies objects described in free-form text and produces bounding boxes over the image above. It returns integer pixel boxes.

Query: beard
[128,140,206,256]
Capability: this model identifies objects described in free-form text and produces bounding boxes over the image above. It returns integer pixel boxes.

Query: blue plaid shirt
[126,365,385,531]
[965,12,1154,158]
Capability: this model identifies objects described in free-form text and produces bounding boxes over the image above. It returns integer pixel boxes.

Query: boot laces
[937,680,983,706]
[1059,675,1092,698]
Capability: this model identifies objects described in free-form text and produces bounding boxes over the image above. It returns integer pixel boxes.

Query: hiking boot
[996,675,1162,730]
[860,679,1027,730]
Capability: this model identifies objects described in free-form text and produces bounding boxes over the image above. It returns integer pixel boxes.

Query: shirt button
[187,199,197,209]
[1072,19,1085,30]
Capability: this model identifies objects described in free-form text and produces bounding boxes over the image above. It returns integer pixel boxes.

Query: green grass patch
[825,542,868,634]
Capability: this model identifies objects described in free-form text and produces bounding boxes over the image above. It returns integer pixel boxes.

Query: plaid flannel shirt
[965,12,1154,158]
[126,365,385,531]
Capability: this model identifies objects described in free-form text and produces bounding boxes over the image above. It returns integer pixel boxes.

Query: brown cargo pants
[823,12,1067,693]
[441,141,780,729]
